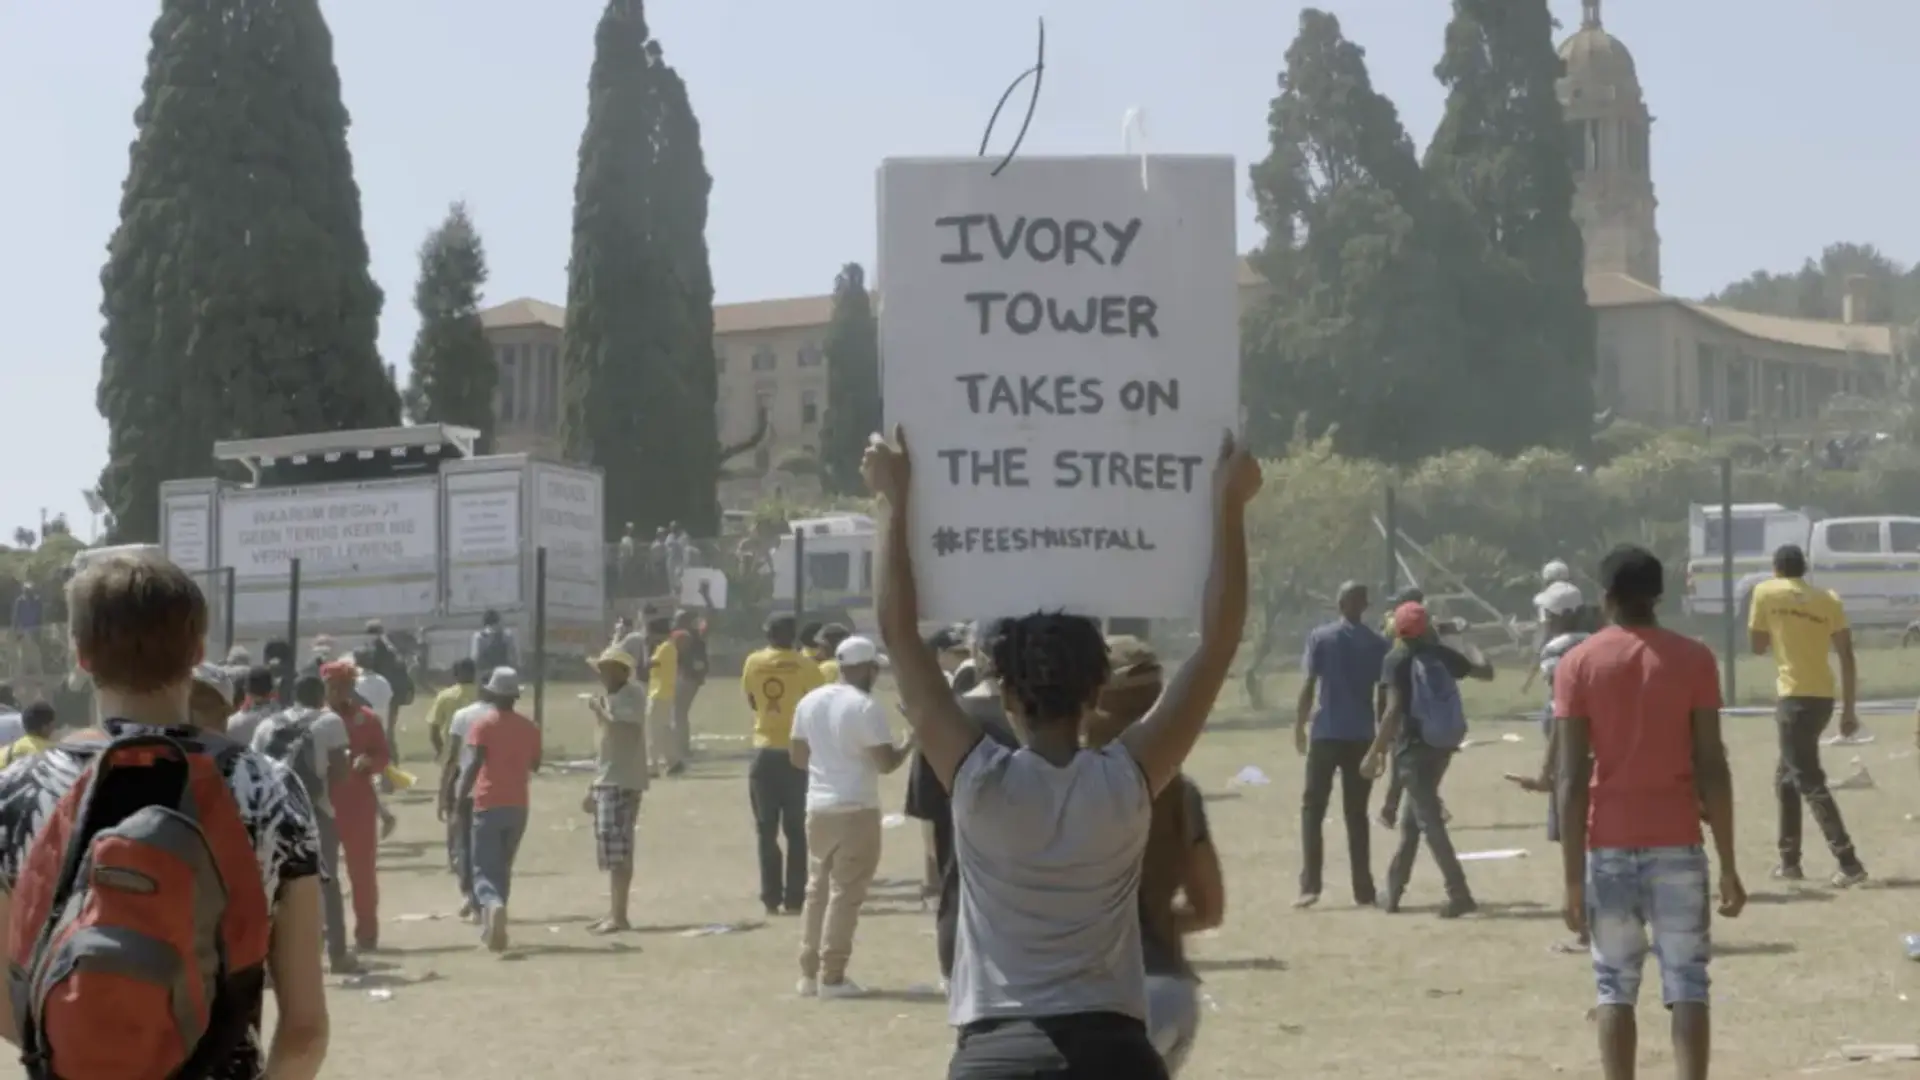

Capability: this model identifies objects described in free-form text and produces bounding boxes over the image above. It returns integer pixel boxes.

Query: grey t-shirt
[595,681,650,791]
[949,739,1153,1027]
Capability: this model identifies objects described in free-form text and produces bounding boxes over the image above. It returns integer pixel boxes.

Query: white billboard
[446,473,522,611]
[220,480,439,579]
[530,464,604,620]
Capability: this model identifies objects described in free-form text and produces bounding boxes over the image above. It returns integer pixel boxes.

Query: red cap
[319,660,358,685]
[1392,602,1432,640]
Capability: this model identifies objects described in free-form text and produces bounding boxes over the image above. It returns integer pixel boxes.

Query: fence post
[533,547,548,730]
[1383,484,1399,596]
[1719,456,1736,706]
[222,566,237,659]
[286,558,301,657]
[793,527,807,626]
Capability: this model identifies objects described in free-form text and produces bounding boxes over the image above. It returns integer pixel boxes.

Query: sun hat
[191,663,235,710]
[834,636,880,666]
[1535,581,1585,617]
[595,648,635,671]
[483,667,522,698]
[1105,636,1163,692]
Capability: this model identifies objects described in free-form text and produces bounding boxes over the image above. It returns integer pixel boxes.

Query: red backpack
[6,731,271,1080]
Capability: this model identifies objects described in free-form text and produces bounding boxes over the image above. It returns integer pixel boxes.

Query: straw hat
[595,648,635,672]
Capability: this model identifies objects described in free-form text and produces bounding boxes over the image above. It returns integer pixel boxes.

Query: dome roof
[1559,25,1640,93]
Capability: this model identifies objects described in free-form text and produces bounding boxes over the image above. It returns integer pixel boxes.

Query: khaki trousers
[798,806,882,983]
[646,696,679,770]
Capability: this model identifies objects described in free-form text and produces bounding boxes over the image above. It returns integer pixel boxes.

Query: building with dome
[1560,0,1659,288]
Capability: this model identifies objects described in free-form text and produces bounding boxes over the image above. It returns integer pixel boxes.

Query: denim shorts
[1586,846,1711,1008]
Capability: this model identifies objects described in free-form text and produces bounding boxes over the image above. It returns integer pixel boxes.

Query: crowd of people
[0,417,1887,1080]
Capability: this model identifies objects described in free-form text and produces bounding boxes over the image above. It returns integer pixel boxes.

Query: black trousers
[748,747,807,910]
[1299,739,1375,901]
[950,1013,1168,1080]
[933,811,960,980]
[1774,697,1862,872]
[314,810,351,965]
[1384,743,1471,903]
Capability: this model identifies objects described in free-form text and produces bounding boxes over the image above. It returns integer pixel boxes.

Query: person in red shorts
[1555,545,1746,1080]
[322,659,391,953]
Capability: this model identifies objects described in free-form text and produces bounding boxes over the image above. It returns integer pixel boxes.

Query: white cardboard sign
[877,155,1239,620]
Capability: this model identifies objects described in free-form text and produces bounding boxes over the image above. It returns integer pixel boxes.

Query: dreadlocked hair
[983,612,1110,725]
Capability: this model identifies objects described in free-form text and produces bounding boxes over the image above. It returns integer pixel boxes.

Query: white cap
[484,667,522,697]
[835,636,880,666]
[1541,560,1572,585]
[1535,581,1584,617]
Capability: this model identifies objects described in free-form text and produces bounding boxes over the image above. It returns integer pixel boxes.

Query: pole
[1383,484,1400,596]
[1720,457,1736,706]
[222,567,236,659]
[793,527,807,625]
[286,558,301,660]
[533,547,548,730]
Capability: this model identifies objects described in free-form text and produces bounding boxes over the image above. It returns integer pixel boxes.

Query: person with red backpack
[0,551,329,1079]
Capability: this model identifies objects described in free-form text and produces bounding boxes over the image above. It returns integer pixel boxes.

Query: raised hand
[862,425,913,504]
[1212,429,1262,507]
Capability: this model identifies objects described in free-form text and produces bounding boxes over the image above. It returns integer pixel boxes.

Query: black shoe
[781,904,803,916]
[1438,896,1478,919]
[666,762,687,777]
[1377,894,1402,914]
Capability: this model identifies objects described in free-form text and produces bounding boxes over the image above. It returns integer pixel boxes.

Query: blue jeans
[470,805,529,910]
[1586,846,1711,1008]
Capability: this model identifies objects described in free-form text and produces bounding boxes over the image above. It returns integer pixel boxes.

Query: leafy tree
[404,202,497,450]
[819,263,881,495]
[1243,9,1458,463]
[98,0,393,541]
[1707,242,1920,325]
[1423,0,1594,455]
[561,0,739,537]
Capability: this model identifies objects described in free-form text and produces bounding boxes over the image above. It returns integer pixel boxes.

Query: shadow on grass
[499,942,641,960]
[1192,956,1288,973]
[1746,889,1835,905]
[377,840,439,858]
[857,987,947,1004]
[1714,940,1798,957]
[1474,901,1560,922]
[1868,876,1920,892]
[1201,791,1243,803]
[332,969,446,990]
[1451,821,1544,833]
[382,942,487,957]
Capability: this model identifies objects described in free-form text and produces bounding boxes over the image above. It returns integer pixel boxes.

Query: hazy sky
[0,0,1912,538]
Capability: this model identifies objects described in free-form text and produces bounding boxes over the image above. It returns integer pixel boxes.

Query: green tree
[1243,9,1458,463]
[1423,0,1594,455]
[98,0,393,541]
[404,202,497,450]
[819,263,881,494]
[561,1,735,537]
[1707,242,1920,325]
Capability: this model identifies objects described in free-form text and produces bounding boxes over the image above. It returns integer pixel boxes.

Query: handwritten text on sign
[220,482,439,578]
[878,156,1239,620]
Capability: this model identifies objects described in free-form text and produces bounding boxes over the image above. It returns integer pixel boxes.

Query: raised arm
[1119,432,1260,796]
[866,428,981,789]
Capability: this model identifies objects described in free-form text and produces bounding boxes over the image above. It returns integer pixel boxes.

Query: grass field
[292,644,1920,1080]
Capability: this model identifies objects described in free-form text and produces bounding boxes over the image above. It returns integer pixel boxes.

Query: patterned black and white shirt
[0,719,323,1080]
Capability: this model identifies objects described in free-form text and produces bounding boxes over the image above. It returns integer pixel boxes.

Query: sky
[1,0,1914,540]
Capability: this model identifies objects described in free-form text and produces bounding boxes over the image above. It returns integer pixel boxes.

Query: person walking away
[440,682,500,919]
[1556,545,1746,1080]
[2,701,56,765]
[1085,637,1226,1076]
[361,620,415,767]
[1362,602,1492,918]
[1505,579,1594,952]
[587,648,648,933]
[813,623,852,683]
[672,606,710,767]
[227,666,282,746]
[1748,543,1869,887]
[351,651,403,839]
[790,636,914,998]
[322,660,390,952]
[1521,561,1576,696]
[191,663,239,731]
[0,551,329,1079]
[256,674,358,974]
[472,608,519,674]
[1293,581,1389,909]
[428,658,479,769]
[643,615,680,776]
[742,615,827,915]
[458,668,542,953]
[865,425,1257,1079]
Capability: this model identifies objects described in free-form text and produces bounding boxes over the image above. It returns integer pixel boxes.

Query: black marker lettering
[1105,218,1143,266]
[1063,220,1103,265]
[1098,295,1127,335]
[964,291,1007,335]
[1006,293,1044,335]
[1048,297,1097,334]
[1024,217,1063,262]
[956,373,989,412]
[988,376,1019,413]
[1127,295,1160,338]
[936,214,987,263]
[988,215,1026,260]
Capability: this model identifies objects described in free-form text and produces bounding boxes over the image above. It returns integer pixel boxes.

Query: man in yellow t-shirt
[427,658,479,763]
[1748,543,1867,886]
[739,614,826,915]
[814,623,853,683]
[648,621,680,775]
[3,702,56,766]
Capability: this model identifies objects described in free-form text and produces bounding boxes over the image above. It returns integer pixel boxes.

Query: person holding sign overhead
[864,425,1257,1080]
[742,614,827,916]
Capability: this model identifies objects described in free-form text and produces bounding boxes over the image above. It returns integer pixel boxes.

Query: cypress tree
[1424,0,1594,452]
[819,263,881,495]
[98,0,393,541]
[404,202,497,449]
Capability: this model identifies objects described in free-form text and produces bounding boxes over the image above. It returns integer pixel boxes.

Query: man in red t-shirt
[457,667,543,953]
[1555,545,1746,1080]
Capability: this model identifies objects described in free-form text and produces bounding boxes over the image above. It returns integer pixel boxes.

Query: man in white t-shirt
[440,692,497,918]
[788,636,914,999]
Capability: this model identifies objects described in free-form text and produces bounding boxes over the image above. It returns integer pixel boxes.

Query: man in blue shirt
[1293,581,1390,908]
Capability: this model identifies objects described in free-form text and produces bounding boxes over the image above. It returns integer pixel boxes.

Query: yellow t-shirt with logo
[650,638,678,703]
[741,647,825,749]
[1748,577,1849,699]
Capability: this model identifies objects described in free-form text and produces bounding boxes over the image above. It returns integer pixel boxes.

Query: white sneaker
[796,977,818,997]
[818,979,867,1000]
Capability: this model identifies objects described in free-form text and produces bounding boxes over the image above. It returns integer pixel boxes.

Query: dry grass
[293,651,1920,1080]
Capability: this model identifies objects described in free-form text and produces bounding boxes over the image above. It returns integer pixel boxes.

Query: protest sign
[877,155,1239,621]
